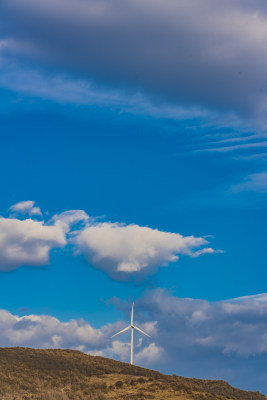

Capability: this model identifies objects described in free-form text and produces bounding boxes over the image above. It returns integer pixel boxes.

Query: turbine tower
[111,303,151,365]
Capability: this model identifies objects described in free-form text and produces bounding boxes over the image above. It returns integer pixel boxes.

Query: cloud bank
[1,0,267,121]
[0,310,104,350]
[2,291,267,392]
[139,289,267,359]
[0,201,217,278]
[0,308,158,366]
[124,290,267,392]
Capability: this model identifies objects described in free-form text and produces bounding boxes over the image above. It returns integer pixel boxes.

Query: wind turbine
[111,303,151,365]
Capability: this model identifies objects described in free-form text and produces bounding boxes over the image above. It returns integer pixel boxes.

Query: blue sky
[0,0,267,394]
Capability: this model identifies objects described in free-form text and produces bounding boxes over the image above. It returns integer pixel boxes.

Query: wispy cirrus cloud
[0,50,219,123]
[2,0,267,126]
[198,140,267,153]
[231,171,267,193]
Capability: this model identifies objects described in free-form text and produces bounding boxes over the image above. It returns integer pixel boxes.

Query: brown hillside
[0,347,265,400]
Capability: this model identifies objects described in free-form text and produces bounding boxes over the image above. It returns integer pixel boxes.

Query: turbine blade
[111,325,131,338]
[131,302,134,325]
[132,325,151,338]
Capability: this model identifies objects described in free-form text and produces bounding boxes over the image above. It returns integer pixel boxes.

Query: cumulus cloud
[0,308,156,366]
[107,340,131,362]
[0,204,89,271]
[52,210,89,232]
[105,340,163,366]
[10,200,42,216]
[0,217,66,271]
[1,0,267,121]
[0,309,105,350]
[135,343,164,365]
[0,202,217,275]
[72,222,217,281]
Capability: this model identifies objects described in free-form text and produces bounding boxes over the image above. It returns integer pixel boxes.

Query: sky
[0,0,267,394]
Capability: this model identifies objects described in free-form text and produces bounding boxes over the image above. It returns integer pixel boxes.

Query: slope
[0,347,265,400]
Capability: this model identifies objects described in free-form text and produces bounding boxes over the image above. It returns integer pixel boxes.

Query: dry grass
[0,347,265,400]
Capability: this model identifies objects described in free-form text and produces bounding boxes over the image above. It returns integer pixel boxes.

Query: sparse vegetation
[0,347,265,400]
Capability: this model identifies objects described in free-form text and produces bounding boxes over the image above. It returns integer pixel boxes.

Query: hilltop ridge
[0,347,265,400]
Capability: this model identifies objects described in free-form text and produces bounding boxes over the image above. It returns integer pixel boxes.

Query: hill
[0,347,265,400]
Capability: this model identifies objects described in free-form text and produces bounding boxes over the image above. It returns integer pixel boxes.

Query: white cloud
[0,205,89,271]
[73,222,217,281]
[0,217,66,271]
[140,321,158,336]
[52,209,89,232]
[0,202,218,275]
[108,340,131,362]
[135,343,164,365]
[10,200,42,216]
[0,309,158,366]
[0,310,105,350]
